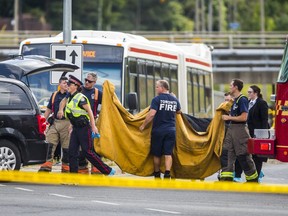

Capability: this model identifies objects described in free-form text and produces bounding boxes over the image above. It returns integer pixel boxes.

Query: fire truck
[248,39,288,162]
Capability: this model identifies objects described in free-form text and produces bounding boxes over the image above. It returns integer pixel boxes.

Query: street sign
[51,44,83,84]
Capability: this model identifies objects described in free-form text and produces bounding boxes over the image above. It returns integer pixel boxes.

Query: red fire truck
[248,39,288,162]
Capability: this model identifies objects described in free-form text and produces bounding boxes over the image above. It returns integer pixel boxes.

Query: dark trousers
[69,125,111,174]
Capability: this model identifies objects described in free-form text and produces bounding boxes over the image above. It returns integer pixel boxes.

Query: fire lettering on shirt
[159,100,177,111]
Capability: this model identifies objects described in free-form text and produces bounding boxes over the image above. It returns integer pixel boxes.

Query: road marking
[15,187,33,192]
[49,193,74,199]
[92,200,120,206]
[0,184,6,187]
[145,208,181,214]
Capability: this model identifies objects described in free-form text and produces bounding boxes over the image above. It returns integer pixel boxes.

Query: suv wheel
[0,139,21,170]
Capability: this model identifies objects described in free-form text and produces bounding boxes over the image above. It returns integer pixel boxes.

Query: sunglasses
[85,78,94,84]
[67,81,78,86]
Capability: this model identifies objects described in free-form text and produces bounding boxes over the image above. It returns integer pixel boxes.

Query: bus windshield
[278,42,288,83]
[21,44,124,106]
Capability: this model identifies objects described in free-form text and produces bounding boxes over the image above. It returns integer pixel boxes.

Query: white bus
[19,31,213,117]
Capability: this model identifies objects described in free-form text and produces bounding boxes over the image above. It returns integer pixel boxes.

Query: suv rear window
[0,82,32,110]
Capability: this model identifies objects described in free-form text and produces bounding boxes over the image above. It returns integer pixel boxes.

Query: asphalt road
[0,182,287,216]
[1,161,288,216]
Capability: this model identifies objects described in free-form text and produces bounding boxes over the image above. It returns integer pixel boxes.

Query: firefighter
[64,75,115,175]
[38,76,70,172]
[220,79,258,182]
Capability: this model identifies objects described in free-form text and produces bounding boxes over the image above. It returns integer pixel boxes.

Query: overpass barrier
[0,30,287,49]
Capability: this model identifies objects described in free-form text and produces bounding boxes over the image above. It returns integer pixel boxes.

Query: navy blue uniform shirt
[47,91,68,120]
[230,94,248,117]
[81,87,102,114]
[150,93,181,132]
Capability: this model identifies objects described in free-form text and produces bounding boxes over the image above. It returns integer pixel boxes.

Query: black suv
[0,55,78,170]
[0,78,48,170]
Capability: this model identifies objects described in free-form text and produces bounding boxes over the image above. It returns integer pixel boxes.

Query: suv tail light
[37,114,47,135]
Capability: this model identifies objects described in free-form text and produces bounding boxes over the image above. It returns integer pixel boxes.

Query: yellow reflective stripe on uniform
[220,172,234,178]
[245,171,258,180]
[65,93,90,119]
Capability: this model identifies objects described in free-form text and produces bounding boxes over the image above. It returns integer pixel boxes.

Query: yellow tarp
[95,81,231,179]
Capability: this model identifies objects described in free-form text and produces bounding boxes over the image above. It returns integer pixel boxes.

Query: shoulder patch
[80,97,86,102]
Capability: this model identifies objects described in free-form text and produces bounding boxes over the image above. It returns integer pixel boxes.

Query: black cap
[68,75,83,86]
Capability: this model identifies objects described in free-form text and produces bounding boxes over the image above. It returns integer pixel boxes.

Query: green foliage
[1,0,288,32]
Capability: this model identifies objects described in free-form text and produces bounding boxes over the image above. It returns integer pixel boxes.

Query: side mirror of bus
[127,92,138,114]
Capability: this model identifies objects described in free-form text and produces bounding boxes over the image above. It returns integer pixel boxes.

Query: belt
[230,122,246,124]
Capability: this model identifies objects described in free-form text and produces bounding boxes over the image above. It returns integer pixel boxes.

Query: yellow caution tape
[1,171,288,194]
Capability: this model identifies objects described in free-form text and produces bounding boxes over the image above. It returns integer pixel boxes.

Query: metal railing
[0,30,287,49]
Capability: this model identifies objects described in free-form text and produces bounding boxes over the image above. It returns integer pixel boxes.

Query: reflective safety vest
[65,93,90,120]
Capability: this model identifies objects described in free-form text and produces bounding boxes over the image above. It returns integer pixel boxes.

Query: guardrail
[0,30,287,49]
[0,30,59,49]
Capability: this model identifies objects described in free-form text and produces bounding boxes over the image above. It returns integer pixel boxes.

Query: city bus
[19,31,213,117]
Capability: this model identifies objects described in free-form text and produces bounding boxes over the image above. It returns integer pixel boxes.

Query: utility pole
[13,0,19,32]
[63,0,72,45]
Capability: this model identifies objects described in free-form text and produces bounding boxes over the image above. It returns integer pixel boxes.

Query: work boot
[246,178,259,183]
[164,170,171,179]
[219,177,233,182]
[91,166,101,174]
[38,161,53,172]
[78,166,89,174]
[153,171,161,179]
[61,163,70,173]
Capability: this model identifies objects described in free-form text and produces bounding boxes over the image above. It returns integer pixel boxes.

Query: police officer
[39,76,70,172]
[64,75,115,175]
[58,73,103,174]
[78,72,103,174]
[220,79,258,182]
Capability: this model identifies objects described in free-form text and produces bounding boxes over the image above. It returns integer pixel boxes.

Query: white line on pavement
[15,187,34,192]
[92,200,120,206]
[49,193,74,199]
[145,208,181,214]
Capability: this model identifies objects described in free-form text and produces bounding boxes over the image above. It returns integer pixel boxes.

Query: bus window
[199,73,205,115]
[204,72,212,116]
[147,61,155,104]
[83,44,123,100]
[21,43,124,103]
[170,64,178,97]
[193,73,200,116]
[161,63,171,94]
[161,63,170,80]
[22,44,50,57]
[137,59,148,109]
[187,68,194,115]
[154,62,161,96]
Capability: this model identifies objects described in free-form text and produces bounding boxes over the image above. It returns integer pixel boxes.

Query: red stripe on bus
[186,58,211,68]
[129,47,178,60]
